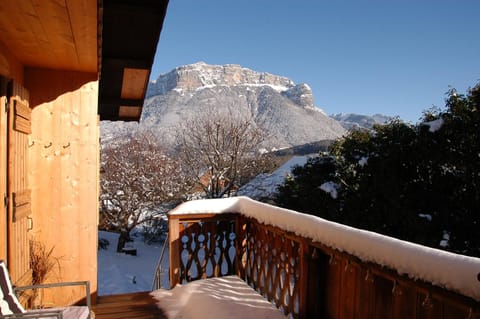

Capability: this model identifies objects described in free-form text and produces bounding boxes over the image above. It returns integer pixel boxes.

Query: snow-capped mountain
[139,62,346,149]
[147,62,297,98]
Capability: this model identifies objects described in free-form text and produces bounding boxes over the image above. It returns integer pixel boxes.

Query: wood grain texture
[93,292,167,319]
[7,81,31,286]
[26,68,99,306]
[0,0,97,72]
[0,76,8,261]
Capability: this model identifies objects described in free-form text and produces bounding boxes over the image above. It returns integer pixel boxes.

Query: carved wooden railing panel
[169,213,238,287]
[241,219,303,319]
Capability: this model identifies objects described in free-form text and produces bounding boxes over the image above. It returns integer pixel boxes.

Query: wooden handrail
[168,211,480,319]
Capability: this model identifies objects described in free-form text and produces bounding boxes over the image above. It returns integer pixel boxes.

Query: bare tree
[100,131,192,252]
[175,109,271,198]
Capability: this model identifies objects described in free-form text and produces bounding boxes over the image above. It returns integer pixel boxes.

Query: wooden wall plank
[0,76,8,261]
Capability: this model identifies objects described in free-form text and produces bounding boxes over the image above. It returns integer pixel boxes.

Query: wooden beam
[118,106,141,119]
[102,58,151,70]
[99,98,143,107]
[121,68,149,100]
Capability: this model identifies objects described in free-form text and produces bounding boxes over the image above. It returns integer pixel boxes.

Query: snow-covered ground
[237,155,312,200]
[97,230,169,295]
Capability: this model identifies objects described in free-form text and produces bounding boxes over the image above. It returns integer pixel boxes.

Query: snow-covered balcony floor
[93,276,285,319]
[151,275,286,318]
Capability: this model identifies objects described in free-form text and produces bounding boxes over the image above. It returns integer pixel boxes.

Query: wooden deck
[93,292,167,319]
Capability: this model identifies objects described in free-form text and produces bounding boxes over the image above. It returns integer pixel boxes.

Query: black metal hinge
[3,194,7,210]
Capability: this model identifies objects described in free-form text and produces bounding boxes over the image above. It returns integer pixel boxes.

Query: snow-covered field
[97,230,168,295]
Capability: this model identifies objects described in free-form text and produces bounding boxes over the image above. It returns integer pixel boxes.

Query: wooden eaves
[98,0,169,122]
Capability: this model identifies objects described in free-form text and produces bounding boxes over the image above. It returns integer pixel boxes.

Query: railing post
[168,215,180,288]
[235,216,247,279]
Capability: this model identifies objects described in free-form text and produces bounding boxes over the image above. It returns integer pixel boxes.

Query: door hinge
[4,98,8,113]
[3,194,7,210]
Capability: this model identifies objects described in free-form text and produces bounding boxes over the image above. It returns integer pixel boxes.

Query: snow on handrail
[169,196,480,301]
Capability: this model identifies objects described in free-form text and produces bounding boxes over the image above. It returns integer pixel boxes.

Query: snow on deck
[151,276,286,319]
[169,196,480,301]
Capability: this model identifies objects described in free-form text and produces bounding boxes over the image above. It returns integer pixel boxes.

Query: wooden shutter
[7,80,32,286]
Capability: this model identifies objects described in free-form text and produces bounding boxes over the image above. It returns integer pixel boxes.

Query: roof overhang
[0,0,98,74]
[98,0,169,121]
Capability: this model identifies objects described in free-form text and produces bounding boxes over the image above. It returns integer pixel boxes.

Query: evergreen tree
[275,83,480,257]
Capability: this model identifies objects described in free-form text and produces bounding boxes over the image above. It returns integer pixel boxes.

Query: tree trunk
[116,231,131,253]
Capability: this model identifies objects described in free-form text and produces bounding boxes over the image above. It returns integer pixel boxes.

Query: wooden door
[0,76,7,262]
[6,80,32,286]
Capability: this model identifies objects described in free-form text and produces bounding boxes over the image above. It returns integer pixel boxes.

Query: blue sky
[151,1,480,123]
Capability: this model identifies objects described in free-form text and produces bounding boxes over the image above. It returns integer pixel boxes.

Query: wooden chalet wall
[25,67,99,306]
[1,39,99,306]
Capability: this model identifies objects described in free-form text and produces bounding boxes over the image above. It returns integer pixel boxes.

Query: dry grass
[29,240,59,285]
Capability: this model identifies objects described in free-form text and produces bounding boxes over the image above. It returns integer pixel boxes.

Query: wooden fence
[168,213,480,319]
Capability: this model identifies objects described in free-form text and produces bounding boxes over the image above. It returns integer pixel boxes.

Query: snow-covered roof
[170,196,480,301]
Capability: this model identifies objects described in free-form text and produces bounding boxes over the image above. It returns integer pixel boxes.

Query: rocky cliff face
[103,62,346,150]
[147,62,295,97]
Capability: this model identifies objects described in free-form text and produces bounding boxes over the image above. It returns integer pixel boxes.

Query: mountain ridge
[141,62,346,149]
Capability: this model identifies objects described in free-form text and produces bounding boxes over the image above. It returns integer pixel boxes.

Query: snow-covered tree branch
[175,109,273,198]
[100,131,193,251]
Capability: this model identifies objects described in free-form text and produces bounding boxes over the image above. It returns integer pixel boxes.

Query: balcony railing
[165,197,480,319]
